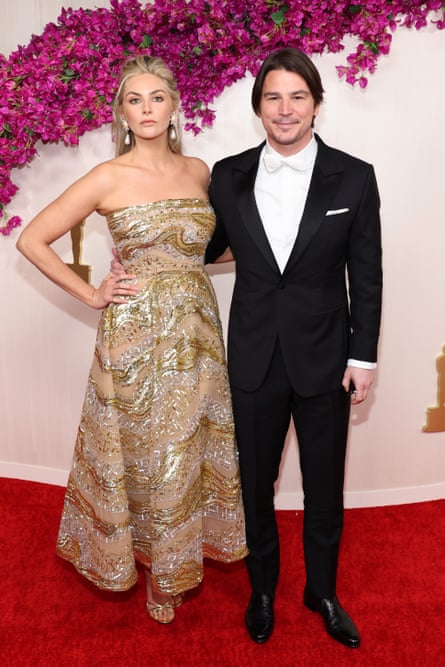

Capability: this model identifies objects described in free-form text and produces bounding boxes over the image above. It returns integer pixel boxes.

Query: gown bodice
[106,198,215,279]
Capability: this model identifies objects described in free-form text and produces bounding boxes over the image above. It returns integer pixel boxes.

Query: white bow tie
[263,152,307,173]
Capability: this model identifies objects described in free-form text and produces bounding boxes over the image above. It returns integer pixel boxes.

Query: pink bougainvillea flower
[0,0,444,234]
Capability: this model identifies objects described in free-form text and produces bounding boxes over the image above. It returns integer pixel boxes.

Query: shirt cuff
[347,359,377,370]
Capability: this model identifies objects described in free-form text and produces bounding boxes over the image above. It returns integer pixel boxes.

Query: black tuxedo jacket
[206,134,382,396]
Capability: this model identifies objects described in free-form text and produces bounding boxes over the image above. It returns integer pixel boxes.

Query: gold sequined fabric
[56,199,247,593]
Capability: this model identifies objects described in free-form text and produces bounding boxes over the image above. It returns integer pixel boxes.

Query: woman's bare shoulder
[81,158,132,194]
[182,155,210,187]
[87,158,123,182]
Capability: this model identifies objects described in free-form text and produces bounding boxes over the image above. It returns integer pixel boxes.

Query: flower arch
[1,0,444,235]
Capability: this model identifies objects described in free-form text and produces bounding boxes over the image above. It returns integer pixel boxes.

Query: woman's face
[121,72,174,143]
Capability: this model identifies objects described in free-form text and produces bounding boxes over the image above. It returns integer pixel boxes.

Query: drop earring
[168,113,177,142]
[122,118,131,146]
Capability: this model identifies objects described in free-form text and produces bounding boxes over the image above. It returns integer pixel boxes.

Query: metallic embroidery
[56,199,247,594]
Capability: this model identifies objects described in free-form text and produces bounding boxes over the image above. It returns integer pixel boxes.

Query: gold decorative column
[423,344,445,432]
[66,219,91,284]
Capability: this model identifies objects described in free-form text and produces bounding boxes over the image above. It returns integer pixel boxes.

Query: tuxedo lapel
[232,144,280,272]
[284,137,343,272]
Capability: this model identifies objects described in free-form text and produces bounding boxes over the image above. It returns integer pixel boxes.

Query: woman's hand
[90,271,138,309]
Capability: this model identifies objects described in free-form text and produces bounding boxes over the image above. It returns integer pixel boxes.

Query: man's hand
[213,247,234,263]
[110,247,125,274]
[342,367,374,405]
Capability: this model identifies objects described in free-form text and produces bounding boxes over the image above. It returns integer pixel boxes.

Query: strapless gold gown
[56,199,247,594]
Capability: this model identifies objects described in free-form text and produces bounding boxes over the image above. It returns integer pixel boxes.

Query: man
[206,48,382,648]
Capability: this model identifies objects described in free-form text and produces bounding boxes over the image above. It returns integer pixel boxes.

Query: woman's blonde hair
[112,55,182,156]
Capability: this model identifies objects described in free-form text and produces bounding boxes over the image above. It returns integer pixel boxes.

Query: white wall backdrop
[1,1,444,508]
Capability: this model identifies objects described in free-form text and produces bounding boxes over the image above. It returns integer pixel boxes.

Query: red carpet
[1,477,444,666]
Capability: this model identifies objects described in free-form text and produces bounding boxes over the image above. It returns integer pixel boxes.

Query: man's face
[257,69,319,156]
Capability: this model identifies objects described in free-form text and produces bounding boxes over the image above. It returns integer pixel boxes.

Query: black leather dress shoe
[304,591,360,648]
[245,592,274,643]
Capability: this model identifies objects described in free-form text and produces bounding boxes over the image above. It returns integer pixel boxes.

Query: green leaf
[0,123,13,139]
[348,4,363,15]
[61,67,77,83]
[271,7,288,26]
[193,46,203,55]
[140,34,152,48]
[364,40,379,54]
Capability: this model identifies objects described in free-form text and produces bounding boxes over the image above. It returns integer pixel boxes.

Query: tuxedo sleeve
[347,165,383,363]
[205,163,230,264]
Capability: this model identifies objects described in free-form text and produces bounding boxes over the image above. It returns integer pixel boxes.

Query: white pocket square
[325,208,350,216]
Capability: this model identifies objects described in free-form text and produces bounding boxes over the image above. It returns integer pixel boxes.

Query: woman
[17,55,247,624]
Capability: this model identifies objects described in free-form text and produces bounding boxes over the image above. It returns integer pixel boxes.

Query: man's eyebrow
[263,89,309,96]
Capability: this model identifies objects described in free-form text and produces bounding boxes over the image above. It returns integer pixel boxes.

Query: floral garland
[1,0,444,236]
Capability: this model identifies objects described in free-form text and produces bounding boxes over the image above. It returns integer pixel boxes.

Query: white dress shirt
[254,136,317,273]
[254,134,375,371]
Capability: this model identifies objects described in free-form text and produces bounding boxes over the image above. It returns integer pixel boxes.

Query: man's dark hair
[251,48,325,114]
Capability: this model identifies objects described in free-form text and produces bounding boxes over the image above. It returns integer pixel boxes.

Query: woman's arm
[16,164,137,309]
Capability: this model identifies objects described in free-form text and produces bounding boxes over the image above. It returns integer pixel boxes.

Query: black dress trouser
[230,341,350,599]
